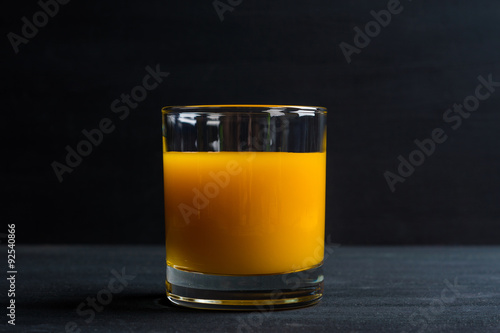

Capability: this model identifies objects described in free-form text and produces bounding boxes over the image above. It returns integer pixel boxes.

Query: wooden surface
[4,245,500,332]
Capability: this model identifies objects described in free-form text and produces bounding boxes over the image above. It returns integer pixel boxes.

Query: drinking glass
[162,105,327,310]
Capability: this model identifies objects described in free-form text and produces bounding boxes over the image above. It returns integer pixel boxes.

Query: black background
[3,0,500,244]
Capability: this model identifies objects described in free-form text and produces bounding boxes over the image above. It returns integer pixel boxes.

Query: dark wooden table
[3,246,500,332]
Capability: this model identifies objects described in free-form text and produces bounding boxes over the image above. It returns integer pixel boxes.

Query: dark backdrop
[3,0,500,244]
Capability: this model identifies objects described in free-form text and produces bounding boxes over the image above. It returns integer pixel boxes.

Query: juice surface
[163,151,326,275]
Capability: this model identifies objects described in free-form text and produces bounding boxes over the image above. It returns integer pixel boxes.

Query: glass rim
[161,104,327,114]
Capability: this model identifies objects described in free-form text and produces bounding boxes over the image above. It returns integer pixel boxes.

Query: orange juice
[163,151,326,275]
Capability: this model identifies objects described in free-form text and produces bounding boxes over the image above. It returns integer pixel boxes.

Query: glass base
[165,264,324,310]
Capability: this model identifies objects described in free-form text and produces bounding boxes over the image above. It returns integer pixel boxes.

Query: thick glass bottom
[165,264,324,310]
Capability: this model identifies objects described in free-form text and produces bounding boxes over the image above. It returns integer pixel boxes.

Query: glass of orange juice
[162,105,327,310]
